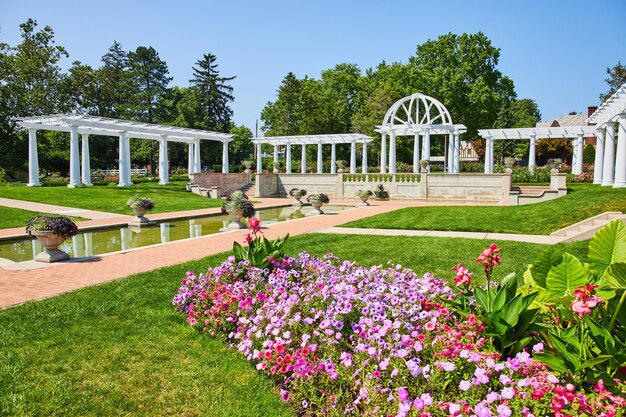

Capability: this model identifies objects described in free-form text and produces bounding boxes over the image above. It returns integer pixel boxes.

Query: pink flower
[248,217,262,234]
[570,284,604,317]
[398,387,409,401]
[452,263,472,287]
[280,389,290,402]
[244,233,254,245]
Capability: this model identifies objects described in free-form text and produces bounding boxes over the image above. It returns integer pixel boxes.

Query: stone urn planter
[504,157,516,172]
[289,188,307,206]
[336,160,347,173]
[307,193,329,215]
[310,200,325,215]
[419,160,429,172]
[355,190,373,207]
[127,197,156,227]
[32,231,70,263]
[26,215,78,263]
[226,210,247,229]
[243,160,253,174]
[549,158,562,174]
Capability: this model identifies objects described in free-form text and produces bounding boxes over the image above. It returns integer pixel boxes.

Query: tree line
[0,19,251,177]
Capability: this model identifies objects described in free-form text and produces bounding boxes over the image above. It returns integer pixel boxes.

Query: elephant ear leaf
[530,247,563,289]
[588,220,626,278]
[545,253,588,298]
[604,263,626,290]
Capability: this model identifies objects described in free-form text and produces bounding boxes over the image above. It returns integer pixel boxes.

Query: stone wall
[190,173,250,196]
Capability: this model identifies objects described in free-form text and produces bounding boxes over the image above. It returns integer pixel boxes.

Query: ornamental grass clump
[127,197,155,211]
[173,232,626,416]
[221,190,256,218]
[25,215,78,239]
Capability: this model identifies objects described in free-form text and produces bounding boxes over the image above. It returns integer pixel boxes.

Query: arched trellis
[376,93,466,174]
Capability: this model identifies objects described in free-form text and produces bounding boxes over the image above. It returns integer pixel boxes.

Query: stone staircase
[239,180,255,196]
[550,212,626,242]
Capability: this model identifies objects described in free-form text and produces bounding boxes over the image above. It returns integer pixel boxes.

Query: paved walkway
[0,197,127,220]
[317,227,558,244]
[0,200,413,308]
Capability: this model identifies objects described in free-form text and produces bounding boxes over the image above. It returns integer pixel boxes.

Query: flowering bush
[174,238,626,415]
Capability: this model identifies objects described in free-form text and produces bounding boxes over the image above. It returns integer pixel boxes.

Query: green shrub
[583,143,596,164]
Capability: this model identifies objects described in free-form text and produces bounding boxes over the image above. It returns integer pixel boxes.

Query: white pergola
[19,114,233,187]
[588,83,626,188]
[376,93,467,174]
[477,126,597,175]
[251,134,373,174]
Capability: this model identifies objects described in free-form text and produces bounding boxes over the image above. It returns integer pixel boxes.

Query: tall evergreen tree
[127,46,172,123]
[190,53,236,132]
[98,41,130,118]
[600,61,626,102]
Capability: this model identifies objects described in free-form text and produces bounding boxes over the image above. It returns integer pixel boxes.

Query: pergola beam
[478,126,596,140]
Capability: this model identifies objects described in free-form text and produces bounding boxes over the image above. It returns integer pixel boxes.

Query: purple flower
[459,380,472,391]
[397,387,409,401]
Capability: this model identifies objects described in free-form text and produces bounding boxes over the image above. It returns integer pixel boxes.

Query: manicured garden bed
[0,181,223,215]
[0,234,588,416]
[343,184,626,235]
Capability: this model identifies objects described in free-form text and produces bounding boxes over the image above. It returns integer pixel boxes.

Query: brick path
[0,200,412,308]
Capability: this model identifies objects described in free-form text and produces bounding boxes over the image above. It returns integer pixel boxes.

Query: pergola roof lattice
[252,133,372,145]
[477,126,597,140]
[18,114,233,143]
[588,83,626,126]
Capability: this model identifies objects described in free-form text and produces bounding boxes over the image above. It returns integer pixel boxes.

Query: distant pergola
[251,134,373,174]
[19,114,233,187]
[478,126,597,175]
[588,83,626,188]
[376,93,467,174]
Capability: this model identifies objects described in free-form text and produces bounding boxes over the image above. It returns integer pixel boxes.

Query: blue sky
[1,0,625,133]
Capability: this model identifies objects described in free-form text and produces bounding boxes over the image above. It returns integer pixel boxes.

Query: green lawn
[344,184,626,235]
[0,181,224,215]
[0,206,85,230]
[0,233,587,416]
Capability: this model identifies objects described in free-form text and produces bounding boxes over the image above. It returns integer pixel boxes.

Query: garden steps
[511,186,551,196]
[550,212,626,242]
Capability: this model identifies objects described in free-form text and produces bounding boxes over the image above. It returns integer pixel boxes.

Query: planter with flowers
[355,189,373,206]
[420,159,429,172]
[221,190,256,230]
[289,188,307,206]
[336,160,347,173]
[26,215,78,262]
[504,157,516,172]
[242,160,253,174]
[127,197,156,226]
[306,193,329,215]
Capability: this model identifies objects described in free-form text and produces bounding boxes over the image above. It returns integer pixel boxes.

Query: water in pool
[0,205,351,263]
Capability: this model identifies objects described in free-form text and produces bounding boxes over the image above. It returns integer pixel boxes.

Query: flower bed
[173,229,626,416]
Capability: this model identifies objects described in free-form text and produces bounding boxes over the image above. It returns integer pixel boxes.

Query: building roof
[536,113,587,128]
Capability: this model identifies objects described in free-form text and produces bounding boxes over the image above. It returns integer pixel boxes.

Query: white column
[350,141,357,174]
[125,135,132,184]
[528,134,537,175]
[423,130,431,161]
[446,134,453,172]
[413,134,420,174]
[573,133,584,175]
[614,116,626,188]
[388,133,396,174]
[81,134,92,186]
[68,125,81,188]
[72,233,84,258]
[256,143,262,172]
[330,144,336,174]
[222,141,229,173]
[484,138,490,174]
[286,143,292,173]
[317,142,323,173]
[489,138,496,174]
[602,123,616,186]
[121,228,131,251]
[301,145,306,173]
[193,140,201,174]
[187,143,194,176]
[593,128,605,184]
[159,135,169,184]
[361,141,368,174]
[380,133,387,174]
[484,138,494,174]
[273,145,279,165]
[454,133,460,174]
[27,128,41,186]
[118,133,130,186]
